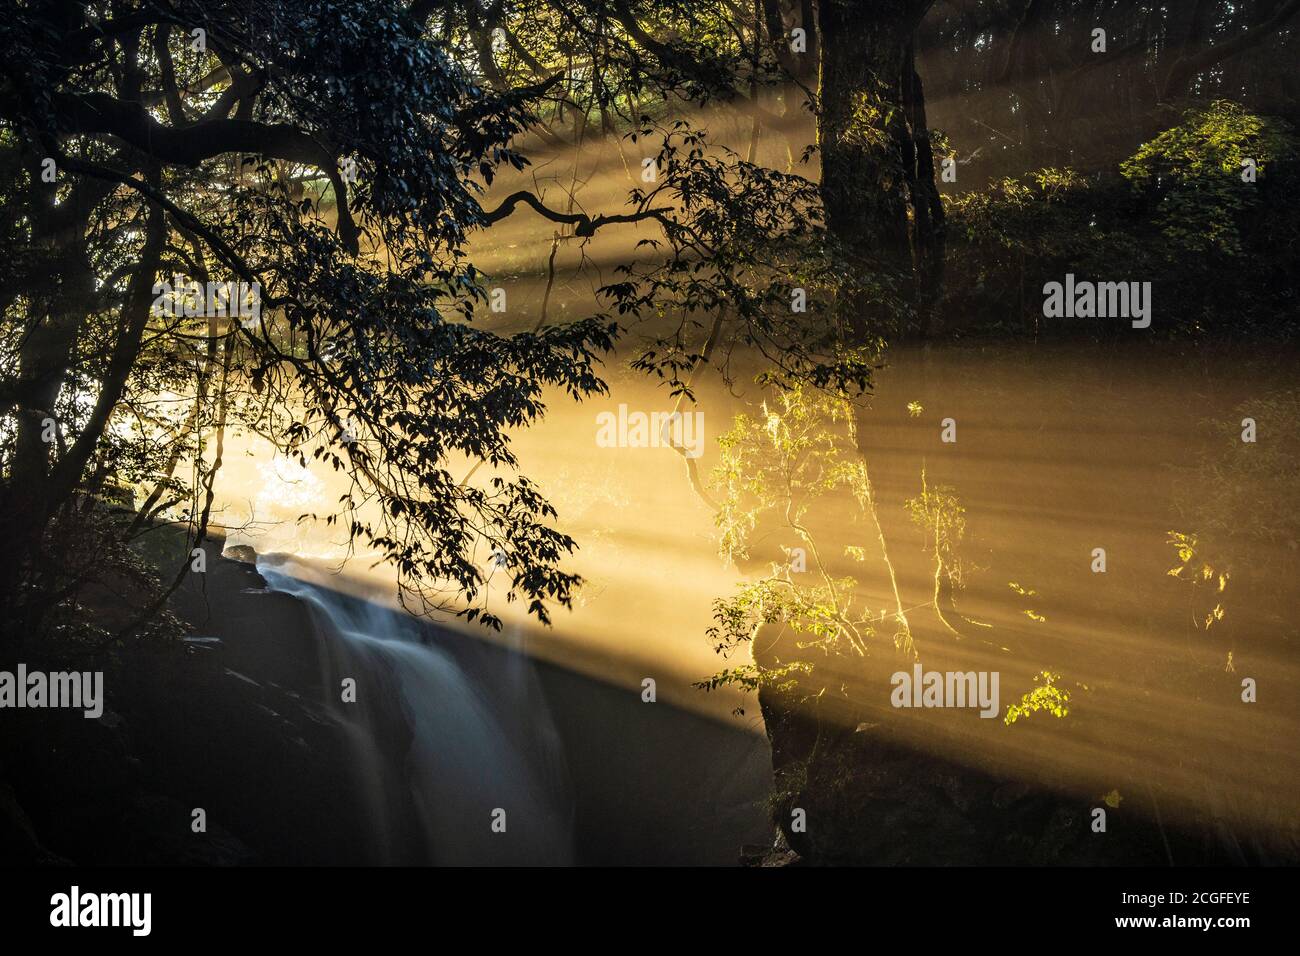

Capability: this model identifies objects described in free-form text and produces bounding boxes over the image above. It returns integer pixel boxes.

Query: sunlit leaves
[704,383,894,696]
[1120,100,1294,258]
[1004,670,1072,726]
[1165,530,1232,633]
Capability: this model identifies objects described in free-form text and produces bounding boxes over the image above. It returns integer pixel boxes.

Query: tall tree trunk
[816,0,936,341]
[0,164,98,647]
[902,40,945,338]
[0,174,166,650]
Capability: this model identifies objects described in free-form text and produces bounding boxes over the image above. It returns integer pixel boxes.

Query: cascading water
[257,555,574,865]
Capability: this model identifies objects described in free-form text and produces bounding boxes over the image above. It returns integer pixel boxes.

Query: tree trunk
[816,0,937,341]
[0,172,166,650]
[902,40,945,338]
[0,167,98,647]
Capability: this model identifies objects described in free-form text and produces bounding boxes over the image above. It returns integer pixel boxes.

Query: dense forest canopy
[0,0,1296,657]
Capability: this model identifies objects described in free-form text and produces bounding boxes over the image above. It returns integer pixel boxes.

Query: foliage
[1166,387,1300,667]
[1003,670,1071,726]
[942,165,1140,336]
[1120,101,1294,258]
[942,102,1300,340]
[1172,390,1300,559]
[0,0,624,639]
[1165,530,1230,632]
[697,383,920,707]
[905,469,968,599]
[708,385,883,654]
[612,121,882,401]
[692,660,814,718]
[0,0,888,645]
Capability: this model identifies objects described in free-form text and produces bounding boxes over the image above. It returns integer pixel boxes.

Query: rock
[222,544,259,566]
[0,779,69,865]
[993,781,1033,809]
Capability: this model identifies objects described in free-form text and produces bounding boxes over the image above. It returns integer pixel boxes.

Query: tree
[0,0,868,652]
[817,0,945,339]
[0,0,625,649]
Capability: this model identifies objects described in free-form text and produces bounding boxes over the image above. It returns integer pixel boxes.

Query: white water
[258,556,574,865]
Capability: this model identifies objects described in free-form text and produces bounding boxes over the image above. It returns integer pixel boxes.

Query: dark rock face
[0,779,63,865]
[1,537,378,865]
[108,539,403,864]
[1,692,260,866]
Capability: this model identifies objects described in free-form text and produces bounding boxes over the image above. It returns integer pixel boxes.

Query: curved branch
[481,189,672,236]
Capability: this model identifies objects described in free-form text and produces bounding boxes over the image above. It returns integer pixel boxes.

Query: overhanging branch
[481,189,673,236]
[49,91,360,253]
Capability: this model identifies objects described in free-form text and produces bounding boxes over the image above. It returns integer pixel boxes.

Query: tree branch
[481,189,672,236]
[1162,0,1300,100]
[48,91,360,252]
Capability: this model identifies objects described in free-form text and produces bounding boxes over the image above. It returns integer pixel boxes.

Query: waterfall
[257,555,574,865]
